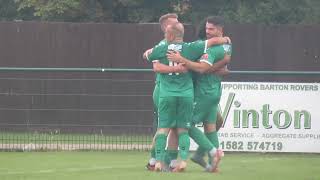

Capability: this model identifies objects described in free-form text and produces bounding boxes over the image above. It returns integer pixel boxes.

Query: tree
[189,0,320,25]
[15,0,85,21]
[0,0,34,21]
[10,0,320,24]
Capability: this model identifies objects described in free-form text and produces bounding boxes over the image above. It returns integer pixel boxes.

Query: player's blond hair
[167,22,184,39]
[159,13,178,31]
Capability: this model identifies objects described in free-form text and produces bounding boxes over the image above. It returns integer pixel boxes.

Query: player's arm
[214,66,230,76]
[167,51,210,74]
[142,48,153,60]
[207,37,231,47]
[143,40,167,60]
[146,46,187,74]
[208,54,231,73]
[152,61,187,73]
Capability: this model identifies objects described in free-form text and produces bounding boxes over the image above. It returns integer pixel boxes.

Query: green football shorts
[157,96,193,129]
[193,90,221,124]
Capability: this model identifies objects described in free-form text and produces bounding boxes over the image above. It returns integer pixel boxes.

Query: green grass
[0,151,319,180]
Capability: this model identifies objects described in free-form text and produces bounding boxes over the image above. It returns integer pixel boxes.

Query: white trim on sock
[149,158,156,165]
[209,147,217,157]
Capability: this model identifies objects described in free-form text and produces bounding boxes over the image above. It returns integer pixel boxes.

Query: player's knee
[204,123,216,132]
[157,128,170,135]
[177,128,188,134]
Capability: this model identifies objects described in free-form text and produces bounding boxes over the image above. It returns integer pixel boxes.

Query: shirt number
[169,61,179,75]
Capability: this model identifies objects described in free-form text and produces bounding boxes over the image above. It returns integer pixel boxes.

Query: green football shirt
[154,39,167,85]
[194,43,232,92]
[147,40,207,97]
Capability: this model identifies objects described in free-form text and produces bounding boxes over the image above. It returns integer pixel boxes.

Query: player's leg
[189,94,214,168]
[154,128,170,171]
[146,83,160,170]
[191,112,222,161]
[172,96,193,172]
[205,123,220,149]
[145,107,158,170]
[204,104,220,150]
[164,128,178,168]
[206,85,223,150]
[188,125,214,168]
[192,112,222,159]
[146,135,157,170]
[204,106,224,172]
[193,91,223,172]
[154,96,176,171]
[204,123,223,172]
[171,128,189,172]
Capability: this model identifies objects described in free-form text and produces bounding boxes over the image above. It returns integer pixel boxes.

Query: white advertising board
[191,82,320,153]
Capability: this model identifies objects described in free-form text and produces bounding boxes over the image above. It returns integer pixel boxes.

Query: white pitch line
[0,168,10,171]
[0,165,137,175]
[240,157,281,163]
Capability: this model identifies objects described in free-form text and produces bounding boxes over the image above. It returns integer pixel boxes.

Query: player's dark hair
[207,16,225,28]
[197,16,225,40]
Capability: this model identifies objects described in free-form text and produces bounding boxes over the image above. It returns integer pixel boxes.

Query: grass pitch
[0,151,319,180]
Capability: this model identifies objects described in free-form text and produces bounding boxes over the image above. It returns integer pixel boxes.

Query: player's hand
[214,66,229,76]
[175,63,188,73]
[223,54,231,64]
[223,36,231,44]
[167,50,183,63]
[142,48,153,60]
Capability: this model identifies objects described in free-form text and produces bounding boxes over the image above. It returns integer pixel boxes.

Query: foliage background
[1,0,320,24]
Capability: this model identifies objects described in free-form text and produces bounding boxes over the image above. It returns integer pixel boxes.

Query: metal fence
[0,68,156,151]
[0,67,319,151]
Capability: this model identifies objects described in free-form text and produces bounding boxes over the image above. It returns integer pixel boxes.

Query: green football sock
[195,147,206,157]
[178,131,190,161]
[164,149,178,165]
[155,133,167,162]
[150,146,156,159]
[189,126,214,152]
[206,131,219,148]
[206,131,219,165]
